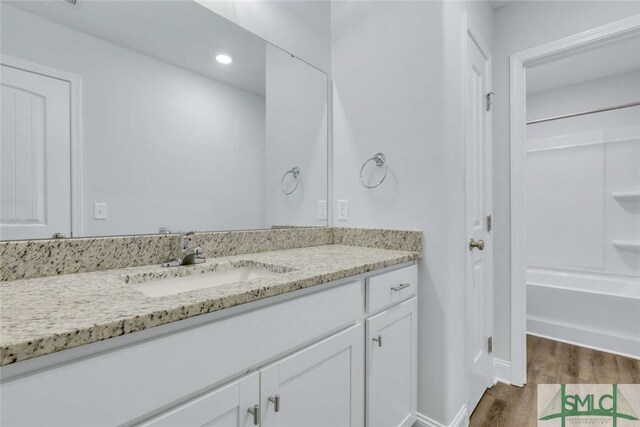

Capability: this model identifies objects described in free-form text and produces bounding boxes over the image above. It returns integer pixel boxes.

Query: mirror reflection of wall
[265,45,328,228]
[0,1,328,241]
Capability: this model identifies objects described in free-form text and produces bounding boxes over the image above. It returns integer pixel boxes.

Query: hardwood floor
[469,335,640,426]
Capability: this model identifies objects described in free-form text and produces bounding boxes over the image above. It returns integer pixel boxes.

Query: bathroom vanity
[0,240,419,427]
[0,1,421,425]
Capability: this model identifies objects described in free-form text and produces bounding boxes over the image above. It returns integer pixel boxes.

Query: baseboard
[493,357,511,385]
[450,406,469,427]
[528,316,640,360]
[415,405,468,427]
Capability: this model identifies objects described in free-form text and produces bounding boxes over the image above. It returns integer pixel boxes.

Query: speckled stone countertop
[0,245,418,366]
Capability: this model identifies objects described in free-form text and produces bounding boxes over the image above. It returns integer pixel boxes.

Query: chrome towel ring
[281,167,301,195]
[360,152,387,189]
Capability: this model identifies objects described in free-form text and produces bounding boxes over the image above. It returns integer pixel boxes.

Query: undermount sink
[131,266,280,298]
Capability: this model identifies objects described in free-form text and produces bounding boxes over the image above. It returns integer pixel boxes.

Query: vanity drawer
[366,264,417,314]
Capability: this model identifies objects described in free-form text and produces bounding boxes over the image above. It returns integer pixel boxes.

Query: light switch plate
[93,203,108,220]
[317,200,327,220]
[337,199,349,221]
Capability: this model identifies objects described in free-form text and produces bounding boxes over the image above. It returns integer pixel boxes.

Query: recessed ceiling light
[216,54,232,64]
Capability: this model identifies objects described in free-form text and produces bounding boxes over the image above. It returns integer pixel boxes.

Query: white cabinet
[260,324,364,427]
[142,325,364,427]
[140,372,260,427]
[366,297,417,427]
[1,263,418,427]
[0,281,362,426]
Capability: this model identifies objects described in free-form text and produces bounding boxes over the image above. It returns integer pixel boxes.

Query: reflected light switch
[94,203,108,220]
[317,200,327,220]
[337,199,349,221]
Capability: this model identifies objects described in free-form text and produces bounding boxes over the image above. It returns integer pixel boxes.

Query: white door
[1,63,71,240]
[140,372,260,427]
[366,298,417,427]
[260,324,364,427]
[465,26,494,413]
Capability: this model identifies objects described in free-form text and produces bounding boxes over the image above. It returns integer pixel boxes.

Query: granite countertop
[0,245,418,366]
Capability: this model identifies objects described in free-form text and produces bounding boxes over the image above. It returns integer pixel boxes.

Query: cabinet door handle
[391,283,410,292]
[268,394,281,412]
[373,335,383,347]
[247,404,260,425]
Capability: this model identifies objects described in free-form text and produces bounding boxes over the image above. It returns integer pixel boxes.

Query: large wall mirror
[0,0,328,241]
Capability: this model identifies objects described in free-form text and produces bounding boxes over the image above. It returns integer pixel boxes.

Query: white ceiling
[7,0,267,96]
[527,33,640,94]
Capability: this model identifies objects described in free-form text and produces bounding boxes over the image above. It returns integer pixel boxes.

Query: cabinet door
[139,372,259,427]
[260,324,364,427]
[366,297,417,427]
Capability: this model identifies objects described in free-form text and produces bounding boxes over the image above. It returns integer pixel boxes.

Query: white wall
[492,1,640,367]
[527,69,640,128]
[331,1,493,424]
[265,44,328,227]
[527,70,640,277]
[1,4,266,236]
[196,0,331,73]
[525,70,640,357]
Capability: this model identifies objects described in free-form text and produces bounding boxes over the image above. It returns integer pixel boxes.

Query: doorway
[509,15,640,387]
[469,14,640,426]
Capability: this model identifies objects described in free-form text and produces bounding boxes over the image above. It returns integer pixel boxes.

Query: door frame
[462,11,494,411]
[508,14,640,387]
[1,55,83,237]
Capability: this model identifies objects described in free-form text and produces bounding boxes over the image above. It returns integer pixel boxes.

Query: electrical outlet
[93,203,107,220]
[337,199,349,221]
[317,200,327,220]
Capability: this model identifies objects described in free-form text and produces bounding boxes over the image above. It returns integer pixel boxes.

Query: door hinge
[488,336,493,353]
[486,92,494,111]
[487,214,492,232]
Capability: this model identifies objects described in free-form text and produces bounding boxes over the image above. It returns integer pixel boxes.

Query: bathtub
[527,268,640,359]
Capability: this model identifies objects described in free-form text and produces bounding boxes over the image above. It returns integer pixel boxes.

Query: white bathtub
[527,268,640,359]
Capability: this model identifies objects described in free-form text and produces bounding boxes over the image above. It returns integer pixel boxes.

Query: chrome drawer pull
[247,404,260,425]
[373,335,383,347]
[268,394,281,412]
[391,283,410,292]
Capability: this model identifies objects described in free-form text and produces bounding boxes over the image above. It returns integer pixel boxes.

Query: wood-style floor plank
[469,335,640,427]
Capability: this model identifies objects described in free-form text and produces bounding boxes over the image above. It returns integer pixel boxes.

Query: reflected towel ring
[360,153,387,189]
[281,167,301,195]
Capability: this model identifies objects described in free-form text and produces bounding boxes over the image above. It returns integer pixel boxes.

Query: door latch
[486,92,494,111]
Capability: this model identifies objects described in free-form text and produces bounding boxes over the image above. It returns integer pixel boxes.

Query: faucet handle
[163,232,205,267]
[180,231,198,249]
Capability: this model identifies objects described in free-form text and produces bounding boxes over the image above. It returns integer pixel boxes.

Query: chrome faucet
[162,231,205,267]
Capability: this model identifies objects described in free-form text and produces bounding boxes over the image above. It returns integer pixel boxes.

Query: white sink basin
[132,267,278,298]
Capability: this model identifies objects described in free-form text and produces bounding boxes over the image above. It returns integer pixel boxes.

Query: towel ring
[281,167,301,195]
[360,153,387,189]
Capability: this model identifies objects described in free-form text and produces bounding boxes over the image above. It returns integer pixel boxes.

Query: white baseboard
[528,317,640,360]
[450,406,469,427]
[493,357,511,385]
[415,405,468,427]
